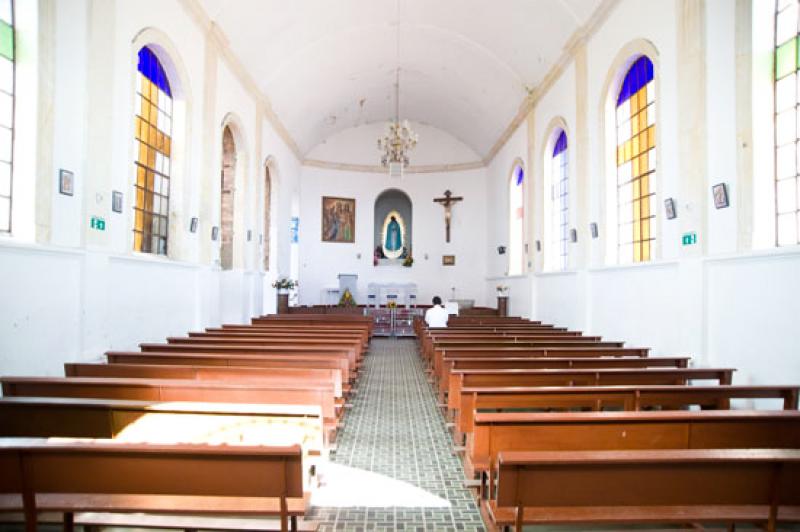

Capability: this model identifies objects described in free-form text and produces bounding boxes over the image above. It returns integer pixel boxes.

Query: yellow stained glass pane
[150,85,158,107]
[139,96,150,121]
[639,111,647,132]
[148,147,156,168]
[136,166,146,187]
[642,218,650,241]
[642,197,650,218]
[624,140,632,162]
[642,241,650,261]
[632,157,640,177]
[630,93,639,114]
[138,142,147,164]
[632,136,640,155]
[136,187,144,209]
[134,231,142,251]
[163,136,171,157]
[648,126,656,148]
[640,153,648,175]
[638,89,647,110]
[149,125,158,146]
[634,241,642,262]
[145,170,154,191]
[632,116,640,135]
[633,179,640,198]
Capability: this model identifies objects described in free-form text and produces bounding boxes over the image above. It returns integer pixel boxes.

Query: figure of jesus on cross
[433,190,463,243]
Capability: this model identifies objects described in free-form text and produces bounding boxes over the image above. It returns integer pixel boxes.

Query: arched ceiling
[197,0,605,160]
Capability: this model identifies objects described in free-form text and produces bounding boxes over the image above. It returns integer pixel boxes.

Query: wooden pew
[438,356,690,399]
[107,351,352,385]
[0,439,306,532]
[0,377,339,428]
[432,347,651,386]
[140,343,361,375]
[200,329,369,350]
[169,335,366,357]
[0,396,324,450]
[252,315,373,337]
[65,363,344,398]
[447,367,735,412]
[468,409,800,491]
[456,384,800,438]
[487,448,800,532]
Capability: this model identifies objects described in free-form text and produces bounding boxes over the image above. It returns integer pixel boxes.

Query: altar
[366,282,418,307]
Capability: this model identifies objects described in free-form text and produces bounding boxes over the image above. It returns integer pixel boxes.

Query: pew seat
[0,439,310,532]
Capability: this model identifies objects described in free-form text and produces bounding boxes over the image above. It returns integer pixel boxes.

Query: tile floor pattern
[308,338,486,531]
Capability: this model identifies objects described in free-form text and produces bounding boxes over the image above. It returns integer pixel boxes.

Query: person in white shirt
[424,296,449,328]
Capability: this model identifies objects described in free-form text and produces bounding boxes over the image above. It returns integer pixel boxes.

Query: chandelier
[378,1,417,172]
[378,115,418,168]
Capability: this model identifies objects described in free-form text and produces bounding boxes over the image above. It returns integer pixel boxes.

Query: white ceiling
[197,0,604,160]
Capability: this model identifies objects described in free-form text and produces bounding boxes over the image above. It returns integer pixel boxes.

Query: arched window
[263,164,271,270]
[133,46,172,255]
[220,125,236,270]
[0,1,14,233]
[508,164,525,275]
[551,131,568,270]
[775,0,800,246]
[616,55,656,263]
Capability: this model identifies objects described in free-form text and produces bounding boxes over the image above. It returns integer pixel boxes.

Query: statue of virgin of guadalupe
[385,216,402,252]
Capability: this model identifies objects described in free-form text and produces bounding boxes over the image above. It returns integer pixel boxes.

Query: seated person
[424,296,448,328]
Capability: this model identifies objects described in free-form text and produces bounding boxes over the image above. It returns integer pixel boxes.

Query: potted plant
[272,278,298,294]
[496,285,509,296]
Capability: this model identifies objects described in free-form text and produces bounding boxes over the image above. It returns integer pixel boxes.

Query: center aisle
[310,338,485,531]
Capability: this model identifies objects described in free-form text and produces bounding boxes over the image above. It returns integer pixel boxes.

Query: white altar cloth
[367,282,418,306]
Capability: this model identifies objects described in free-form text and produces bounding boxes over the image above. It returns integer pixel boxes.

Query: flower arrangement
[338,288,356,307]
[496,284,509,295]
[386,300,397,309]
[402,255,414,267]
[272,278,299,290]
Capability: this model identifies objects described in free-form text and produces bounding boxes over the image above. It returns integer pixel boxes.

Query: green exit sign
[90,216,106,231]
[682,232,697,246]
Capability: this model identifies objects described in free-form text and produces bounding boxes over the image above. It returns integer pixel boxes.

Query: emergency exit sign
[90,216,106,231]
[682,232,696,246]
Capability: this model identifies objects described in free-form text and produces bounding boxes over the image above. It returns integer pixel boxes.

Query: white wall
[298,123,488,306]
[0,0,300,376]
[484,0,800,388]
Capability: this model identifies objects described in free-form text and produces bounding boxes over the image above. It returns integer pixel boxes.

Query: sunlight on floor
[311,462,451,508]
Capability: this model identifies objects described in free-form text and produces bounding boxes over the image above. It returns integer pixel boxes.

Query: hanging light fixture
[377,0,418,176]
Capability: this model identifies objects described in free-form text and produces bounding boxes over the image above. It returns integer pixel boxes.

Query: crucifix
[433,190,463,243]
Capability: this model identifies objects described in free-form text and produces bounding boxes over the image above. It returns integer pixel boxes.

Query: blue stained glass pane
[138,46,172,97]
[515,166,524,186]
[553,130,568,157]
[617,56,653,106]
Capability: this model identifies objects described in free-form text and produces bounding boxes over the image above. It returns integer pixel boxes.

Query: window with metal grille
[133,46,172,255]
[774,0,800,246]
[616,55,656,263]
[0,0,14,233]
[551,130,568,270]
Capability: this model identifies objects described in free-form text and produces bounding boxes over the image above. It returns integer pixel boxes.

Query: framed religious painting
[322,196,355,243]
[442,255,455,266]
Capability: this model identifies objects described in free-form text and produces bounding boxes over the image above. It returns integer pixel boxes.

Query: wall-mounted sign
[90,216,106,231]
[681,232,697,246]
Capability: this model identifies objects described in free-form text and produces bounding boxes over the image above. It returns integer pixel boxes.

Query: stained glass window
[508,165,525,275]
[616,55,656,263]
[774,0,800,246]
[551,131,568,270]
[0,1,14,233]
[133,46,172,255]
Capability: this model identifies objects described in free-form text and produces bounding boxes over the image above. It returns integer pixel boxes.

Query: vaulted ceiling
[197,0,605,161]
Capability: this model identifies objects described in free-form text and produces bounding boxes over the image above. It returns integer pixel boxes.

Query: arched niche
[374,189,412,262]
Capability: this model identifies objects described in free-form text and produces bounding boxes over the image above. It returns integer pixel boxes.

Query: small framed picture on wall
[59,169,74,196]
[664,197,677,220]
[111,191,123,213]
[712,183,730,209]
